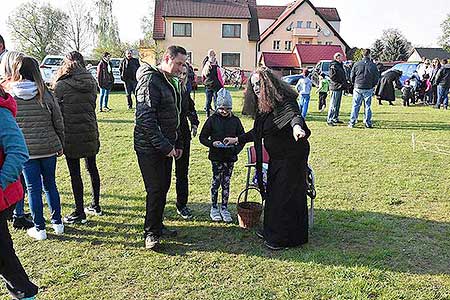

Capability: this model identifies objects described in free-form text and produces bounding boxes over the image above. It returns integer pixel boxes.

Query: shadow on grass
[55,193,450,276]
[375,120,450,131]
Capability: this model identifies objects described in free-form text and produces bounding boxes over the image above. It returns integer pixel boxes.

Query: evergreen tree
[439,14,450,52]
[371,39,385,61]
[381,29,412,61]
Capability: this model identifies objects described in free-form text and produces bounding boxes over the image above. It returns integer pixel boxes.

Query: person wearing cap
[199,88,244,223]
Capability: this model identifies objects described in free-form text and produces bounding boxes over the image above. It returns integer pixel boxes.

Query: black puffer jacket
[351,57,380,89]
[134,63,182,155]
[54,68,100,159]
[329,60,347,91]
[434,64,450,88]
[179,89,199,141]
[199,113,245,162]
[119,57,140,82]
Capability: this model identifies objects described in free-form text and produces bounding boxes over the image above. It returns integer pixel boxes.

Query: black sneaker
[255,228,264,239]
[13,216,34,230]
[177,206,193,220]
[161,225,177,238]
[85,206,103,216]
[145,235,160,249]
[264,241,285,251]
[327,122,336,127]
[64,211,87,224]
[335,120,344,124]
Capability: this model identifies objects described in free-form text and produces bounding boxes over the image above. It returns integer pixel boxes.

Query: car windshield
[43,58,63,66]
[110,59,121,68]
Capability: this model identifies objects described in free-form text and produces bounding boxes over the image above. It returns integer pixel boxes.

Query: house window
[222,24,241,38]
[273,40,280,50]
[173,23,192,37]
[285,41,292,50]
[304,41,310,45]
[222,53,240,67]
[325,41,332,45]
[317,41,322,45]
[187,52,192,64]
[297,21,303,28]
[306,21,312,28]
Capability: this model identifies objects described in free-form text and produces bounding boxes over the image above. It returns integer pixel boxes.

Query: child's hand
[213,141,222,148]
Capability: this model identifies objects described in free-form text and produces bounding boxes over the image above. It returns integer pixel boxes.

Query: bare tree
[7,1,68,60]
[66,0,95,53]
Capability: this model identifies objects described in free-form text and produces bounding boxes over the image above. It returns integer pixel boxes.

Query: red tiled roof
[153,0,259,41]
[259,0,349,51]
[295,44,346,64]
[261,52,300,68]
[257,5,287,20]
[316,7,340,22]
[163,0,251,19]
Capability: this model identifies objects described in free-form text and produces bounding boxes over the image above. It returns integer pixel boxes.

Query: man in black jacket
[134,45,187,250]
[434,59,450,109]
[326,52,347,126]
[348,49,380,128]
[119,50,140,109]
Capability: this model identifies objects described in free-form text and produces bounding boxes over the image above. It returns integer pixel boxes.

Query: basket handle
[237,186,263,205]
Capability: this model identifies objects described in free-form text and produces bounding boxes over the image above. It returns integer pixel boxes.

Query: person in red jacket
[0,87,38,300]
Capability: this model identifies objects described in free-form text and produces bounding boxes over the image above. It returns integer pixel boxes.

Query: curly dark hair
[243,67,298,116]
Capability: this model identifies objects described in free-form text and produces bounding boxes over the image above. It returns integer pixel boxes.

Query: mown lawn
[3,87,450,300]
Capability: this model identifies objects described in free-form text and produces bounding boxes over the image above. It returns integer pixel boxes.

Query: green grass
[3,87,450,300]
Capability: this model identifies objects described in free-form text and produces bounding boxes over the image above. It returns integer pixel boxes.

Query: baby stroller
[239,145,316,228]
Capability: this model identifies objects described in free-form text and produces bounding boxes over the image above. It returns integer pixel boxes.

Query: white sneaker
[220,207,233,223]
[27,227,47,241]
[210,206,222,222]
[52,223,64,235]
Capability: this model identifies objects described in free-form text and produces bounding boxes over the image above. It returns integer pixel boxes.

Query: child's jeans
[298,94,311,118]
[210,161,234,209]
[23,156,62,230]
[99,88,110,109]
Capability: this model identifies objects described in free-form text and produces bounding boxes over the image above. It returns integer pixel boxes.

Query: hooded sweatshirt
[54,68,100,159]
[11,80,64,158]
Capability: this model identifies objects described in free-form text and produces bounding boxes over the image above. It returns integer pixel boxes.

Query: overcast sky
[1,0,448,51]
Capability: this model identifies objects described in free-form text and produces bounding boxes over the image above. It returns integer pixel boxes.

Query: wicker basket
[237,187,263,229]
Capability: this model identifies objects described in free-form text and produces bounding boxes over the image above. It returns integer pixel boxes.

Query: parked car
[311,60,332,87]
[282,74,303,85]
[40,55,64,85]
[382,62,419,85]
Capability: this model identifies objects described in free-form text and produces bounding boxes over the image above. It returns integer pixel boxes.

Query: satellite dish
[323,29,331,37]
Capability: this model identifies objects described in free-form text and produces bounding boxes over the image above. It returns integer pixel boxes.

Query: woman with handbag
[225,67,311,250]
[0,86,38,300]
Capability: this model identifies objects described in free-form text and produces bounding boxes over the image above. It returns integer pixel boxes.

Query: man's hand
[191,125,198,137]
[166,148,177,158]
[56,149,64,157]
[293,124,306,141]
[175,149,183,160]
[223,137,238,145]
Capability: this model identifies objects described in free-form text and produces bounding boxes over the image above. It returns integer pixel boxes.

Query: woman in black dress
[225,67,311,250]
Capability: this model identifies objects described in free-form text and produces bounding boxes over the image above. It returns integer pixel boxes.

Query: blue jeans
[22,156,62,230]
[349,88,374,126]
[298,94,311,118]
[205,88,217,117]
[327,90,343,123]
[99,88,110,109]
[436,86,449,108]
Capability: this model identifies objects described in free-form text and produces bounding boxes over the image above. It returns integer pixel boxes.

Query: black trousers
[66,156,101,214]
[318,92,327,110]
[431,85,438,105]
[0,211,38,299]
[136,151,173,238]
[175,138,191,210]
[124,80,137,108]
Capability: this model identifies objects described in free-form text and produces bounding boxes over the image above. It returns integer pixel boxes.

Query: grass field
[2,87,450,300]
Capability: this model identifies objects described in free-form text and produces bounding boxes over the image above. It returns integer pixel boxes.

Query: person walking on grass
[0,86,39,300]
[2,53,64,241]
[326,52,347,126]
[97,52,114,112]
[174,64,199,220]
[316,73,329,112]
[53,51,102,224]
[348,49,380,129]
[433,59,450,110]
[199,88,245,223]
[134,45,187,250]
[202,50,224,117]
[119,49,140,109]
[296,69,312,118]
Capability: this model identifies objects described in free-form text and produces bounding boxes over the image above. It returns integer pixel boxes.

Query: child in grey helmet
[199,88,245,222]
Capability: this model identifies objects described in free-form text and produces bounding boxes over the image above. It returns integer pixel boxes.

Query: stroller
[239,145,316,228]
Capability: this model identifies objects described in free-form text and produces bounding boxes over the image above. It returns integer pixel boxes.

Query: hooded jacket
[434,64,450,88]
[134,63,183,155]
[11,80,64,158]
[54,67,100,159]
[0,93,28,211]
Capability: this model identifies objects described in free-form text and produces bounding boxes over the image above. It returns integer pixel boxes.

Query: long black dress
[239,99,311,247]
